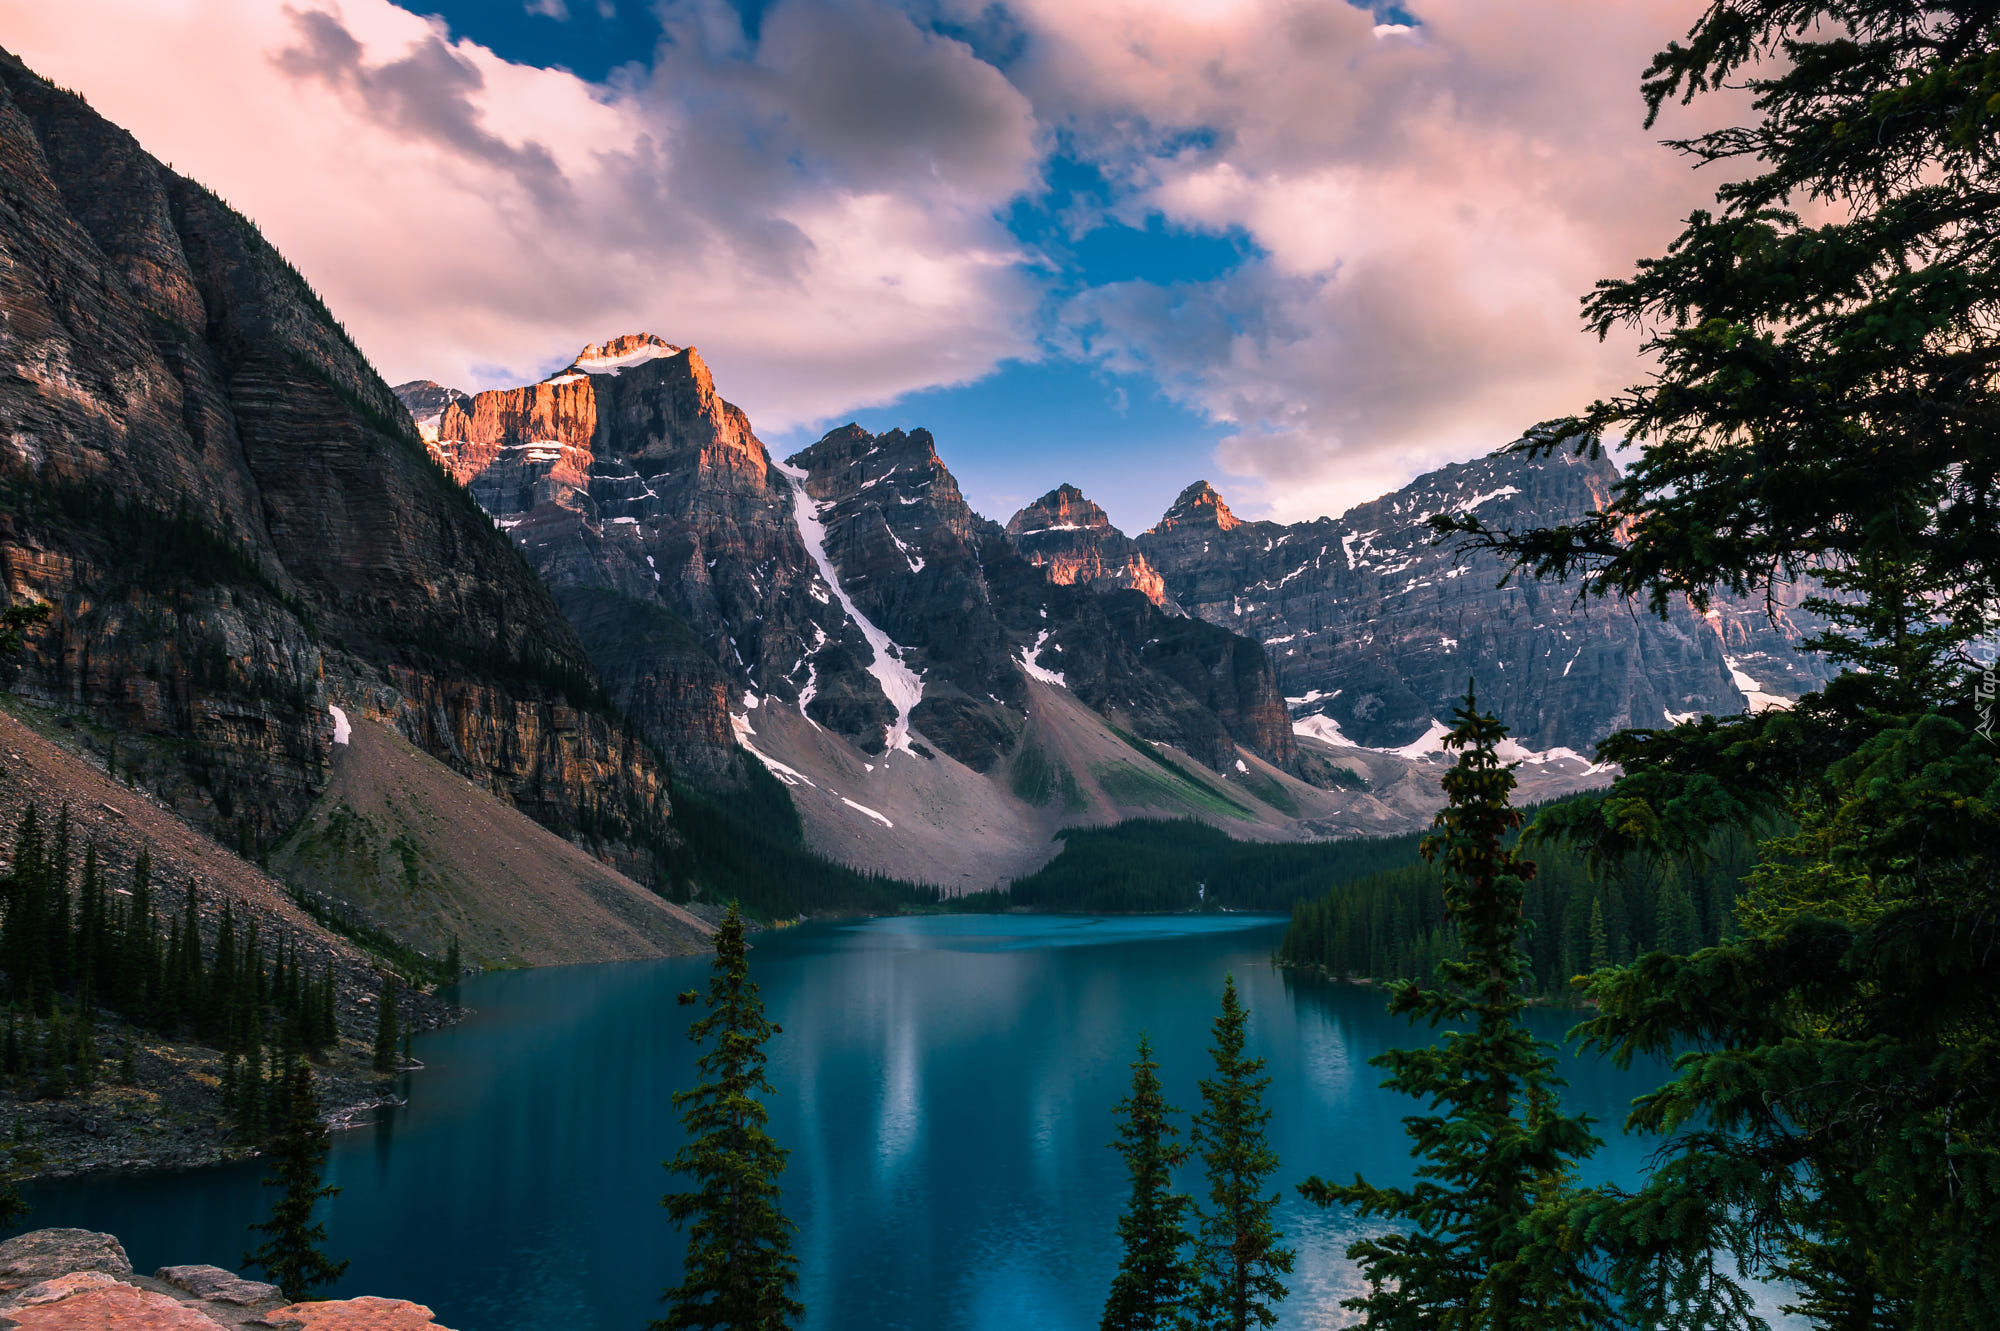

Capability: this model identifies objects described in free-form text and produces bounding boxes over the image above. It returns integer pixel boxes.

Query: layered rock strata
[413,355,1299,778]
[0,49,670,861]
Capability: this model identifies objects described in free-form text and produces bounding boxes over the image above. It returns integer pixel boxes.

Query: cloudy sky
[6,0,1722,530]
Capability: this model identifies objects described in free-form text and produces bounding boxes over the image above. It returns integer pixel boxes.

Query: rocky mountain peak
[562,332,685,377]
[1002,483,1178,613]
[392,380,467,439]
[1006,483,1112,536]
[1152,480,1241,534]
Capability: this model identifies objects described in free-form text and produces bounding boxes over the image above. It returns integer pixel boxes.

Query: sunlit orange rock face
[1005,484,1177,611]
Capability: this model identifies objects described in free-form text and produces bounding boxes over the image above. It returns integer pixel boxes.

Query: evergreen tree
[2,804,47,1008]
[1189,977,1292,1331]
[1427,3,2000,1324]
[45,806,70,994]
[1101,1033,1194,1331]
[371,973,398,1073]
[71,1018,95,1096]
[444,935,460,981]
[75,841,101,1003]
[656,903,801,1331]
[1585,900,1609,972]
[243,1055,347,1298]
[1299,689,1606,1330]
[237,1033,266,1144]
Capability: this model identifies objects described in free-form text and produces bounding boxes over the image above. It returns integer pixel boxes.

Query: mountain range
[395,338,1829,884]
[0,42,1828,908]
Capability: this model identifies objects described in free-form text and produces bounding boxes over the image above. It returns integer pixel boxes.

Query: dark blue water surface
[20,914,1746,1329]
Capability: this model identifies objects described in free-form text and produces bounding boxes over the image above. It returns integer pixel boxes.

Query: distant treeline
[665,761,943,919]
[949,810,1756,1002]
[1277,824,1757,999]
[956,819,1436,914]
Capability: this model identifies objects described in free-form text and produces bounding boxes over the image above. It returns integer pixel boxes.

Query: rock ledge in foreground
[0,1229,453,1330]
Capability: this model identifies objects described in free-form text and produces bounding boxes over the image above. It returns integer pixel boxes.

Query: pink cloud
[981,0,1738,520]
[6,0,1042,423]
[11,0,1745,522]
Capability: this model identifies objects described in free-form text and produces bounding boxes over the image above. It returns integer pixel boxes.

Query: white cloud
[973,0,1730,520]
[10,0,1742,520]
[4,0,1042,426]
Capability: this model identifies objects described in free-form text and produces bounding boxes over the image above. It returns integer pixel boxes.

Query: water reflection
[20,914,1789,1330]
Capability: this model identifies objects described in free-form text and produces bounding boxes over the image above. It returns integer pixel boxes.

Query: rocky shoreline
[0,999,456,1184]
[0,1227,455,1329]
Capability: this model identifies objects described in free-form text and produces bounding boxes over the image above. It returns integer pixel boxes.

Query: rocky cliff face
[1005,485,1177,610]
[0,49,670,862]
[416,340,861,776]
[414,355,1300,781]
[780,425,1297,773]
[1136,454,1835,752]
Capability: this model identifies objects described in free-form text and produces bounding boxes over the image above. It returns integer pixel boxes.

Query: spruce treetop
[657,902,800,1331]
[1301,688,1607,1330]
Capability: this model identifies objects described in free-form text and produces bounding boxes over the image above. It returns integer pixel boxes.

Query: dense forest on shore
[967,808,1755,1005]
[1276,822,1759,999]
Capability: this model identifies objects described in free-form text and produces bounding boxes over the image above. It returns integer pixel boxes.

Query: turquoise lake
[19,913,1780,1329]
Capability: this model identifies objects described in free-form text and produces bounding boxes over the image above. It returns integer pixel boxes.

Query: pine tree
[74,842,101,1004]
[0,1178,27,1234]
[1426,4,2000,1323]
[371,973,398,1073]
[1189,976,1292,1331]
[1299,688,1607,1329]
[1585,900,1609,972]
[656,903,801,1331]
[237,1034,266,1143]
[243,1055,347,1298]
[444,935,460,981]
[1654,883,1699,958]
[2,804,47,1007]
[1101,1033,1194,1331]
[71,1018,95,1097]
[45,806,70,994]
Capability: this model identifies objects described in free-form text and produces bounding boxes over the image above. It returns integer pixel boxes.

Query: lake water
[20,914,1779,1329]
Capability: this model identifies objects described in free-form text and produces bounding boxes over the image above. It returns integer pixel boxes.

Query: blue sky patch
[770,358,1227,535]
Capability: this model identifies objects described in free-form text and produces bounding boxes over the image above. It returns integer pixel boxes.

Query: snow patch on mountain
[773,458,925,755]
[1725,656,1794,713]
[574,342,683,375]
[841,797,894,828]
[731,708,818,787]
[1019,630,1066,686]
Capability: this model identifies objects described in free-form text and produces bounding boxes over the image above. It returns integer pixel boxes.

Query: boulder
[156,1266,284,1306]
[269,1295,456,1330]
[0,1228,132,1287]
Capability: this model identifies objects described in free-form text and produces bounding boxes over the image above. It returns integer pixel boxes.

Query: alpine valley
[0,40,1826,906]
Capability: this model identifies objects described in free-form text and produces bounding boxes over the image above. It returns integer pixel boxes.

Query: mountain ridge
[0,49,674,898]
[398,332,1828,882]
